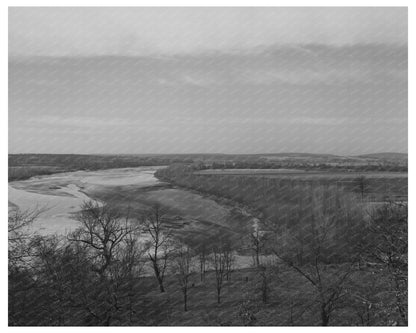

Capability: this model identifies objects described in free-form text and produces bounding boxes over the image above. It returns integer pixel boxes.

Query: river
[8,166,165,235]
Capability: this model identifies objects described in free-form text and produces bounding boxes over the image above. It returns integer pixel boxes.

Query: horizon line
[8,151,408,157]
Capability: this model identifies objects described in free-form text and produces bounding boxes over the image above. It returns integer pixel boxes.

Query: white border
[2,1,412,332]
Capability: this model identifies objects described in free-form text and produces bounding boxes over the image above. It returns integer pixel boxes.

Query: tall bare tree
[272,216,358,326]
[268,187,366,326]
[69,201,138,277]
[172,243,193,311]
[198,243,208,282]
[355,175,370,201]
[362,202,408,325]
[67,201,142,325]
[8,206,45,271]
[248,225,267,268]
[223,242,234,281]
[211,245,229,304]
[142,204,172,292]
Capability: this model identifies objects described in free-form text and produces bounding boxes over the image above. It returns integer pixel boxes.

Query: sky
[9,7,408,155]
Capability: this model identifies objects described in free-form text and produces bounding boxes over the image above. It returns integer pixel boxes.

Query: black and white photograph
[7,5,408,326]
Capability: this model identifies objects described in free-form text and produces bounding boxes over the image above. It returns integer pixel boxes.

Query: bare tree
[198,245,208,282]
[67,201,142,325]
[112,231,146,281]
[142,204,172,292]
[355,175,370,201]
[8,206,45,270]
[249,226,267,268]
[21,235,91,325]
[172,243,193,311]
[256,263,274,304]
[211,245,229,304]
[110,231,147,324]
[362,202,407,325]
[69,201,138,277]
[273,217,357,326]
[223,243,235,281]
[269,188,363,326]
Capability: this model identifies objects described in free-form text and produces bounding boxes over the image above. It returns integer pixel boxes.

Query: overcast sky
[9,7,407,154]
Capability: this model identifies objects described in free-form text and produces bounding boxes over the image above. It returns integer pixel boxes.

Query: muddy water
[8,167,165,235]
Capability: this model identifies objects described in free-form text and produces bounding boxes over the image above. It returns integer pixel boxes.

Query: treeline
[203,161,407,172]
[8,166,65,181]
[9,198,407,325]
[9,153,407,182]
[9,154,187,181]
[8,154,198,168]
[8,154,184,176]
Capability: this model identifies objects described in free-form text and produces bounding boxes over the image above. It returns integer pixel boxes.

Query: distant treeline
[9,154,192,169]
[8,154,190,181]
[8,166,66,181]
[9,153,407,182]
[201,161,407,172]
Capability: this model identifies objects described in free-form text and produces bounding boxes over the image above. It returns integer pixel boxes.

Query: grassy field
[194,169,408,202]
[196,168,408,178]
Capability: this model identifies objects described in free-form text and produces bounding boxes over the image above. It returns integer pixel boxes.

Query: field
[195,168,408,178]
[194,169,408,202]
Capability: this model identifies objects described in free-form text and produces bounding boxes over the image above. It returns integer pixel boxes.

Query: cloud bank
[9,7,407,57]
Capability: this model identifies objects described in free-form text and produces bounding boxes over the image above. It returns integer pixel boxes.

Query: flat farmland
[195,168,305,175]
[195,168,407,179]
[194,169,408,201]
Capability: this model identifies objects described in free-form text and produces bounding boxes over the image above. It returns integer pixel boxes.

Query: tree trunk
[184,290,188,311]
[155,269,165,292]
[157,276,165,292]
[200,259,205,282]
[152,261,165,292]
[321,304,329,326]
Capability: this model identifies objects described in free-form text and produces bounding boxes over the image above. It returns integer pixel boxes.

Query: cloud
[9,42,407,154]
[27,115,131,128]
[161,44,407,87]
[9,7,407,57]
